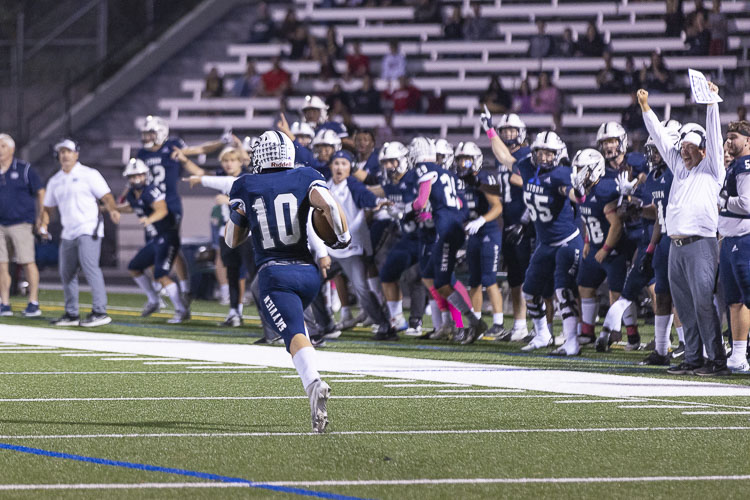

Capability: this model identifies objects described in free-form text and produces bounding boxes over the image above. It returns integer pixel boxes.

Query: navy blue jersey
[126,184,176,239]
[459,169,502,235]
[578,178,619,248]
[720,155,750,221]
[414,161,463,223]
[497,146,530,226]
[357,149,381,184]
[641,166,674,235]
[0,159,43,226]
[515,158,577,244]
[384,168,419,235]
[317,121,348,138]
[229,167,326,267]
[625,152,648,178]
[136,137,187,215]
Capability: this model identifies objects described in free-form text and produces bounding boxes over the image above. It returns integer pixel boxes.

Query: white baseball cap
[53,138,79,153]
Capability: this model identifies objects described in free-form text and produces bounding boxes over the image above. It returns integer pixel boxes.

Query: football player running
[226,130,350,433]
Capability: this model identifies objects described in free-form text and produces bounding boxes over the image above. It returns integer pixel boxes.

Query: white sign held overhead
[688,68,723,104]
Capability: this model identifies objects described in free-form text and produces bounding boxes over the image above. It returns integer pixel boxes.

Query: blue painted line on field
[0,442,370,500]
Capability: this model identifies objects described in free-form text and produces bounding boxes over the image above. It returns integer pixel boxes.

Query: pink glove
[417,211,433,222]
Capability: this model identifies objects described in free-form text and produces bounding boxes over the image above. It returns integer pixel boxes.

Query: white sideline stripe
[3,426,750,440]
[283,374,364,378]
[142,361,224,365]
[99,357,177,361]
[0,350,83,354]
[0,346,60,350]
[6,324,750,397]
[323,379,416,383]
[382,384,469,388]
[188,365,267,370]
[0,483,245,491]
[619,405,709,409]
[683,411,750,415]
[556,399,646,404]
[61,353,123,357]
[438,388,525,393]
[0,395,569,403]
[265,474,750,486]
[0,370,292,375]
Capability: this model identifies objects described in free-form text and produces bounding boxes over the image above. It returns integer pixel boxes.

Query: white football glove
[479,105,493,133]
[465,216,486,235]
[616,172,637,196]
[570,171,586,197]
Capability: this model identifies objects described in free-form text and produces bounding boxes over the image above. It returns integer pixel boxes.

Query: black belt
[671,235,703,247]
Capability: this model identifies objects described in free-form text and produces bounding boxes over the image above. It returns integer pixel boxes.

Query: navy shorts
[653,235,671,295]
[418,230,436,279]
[467,230,502,288]
[128,231,180,279]
[720,234,750,307]
[502,229,531,288]
[432,217,466,288]
[522,235,583,297]
[380,235,420,283]
[620,245,654,301]
[258,263,321,352]
[576,245,628,293]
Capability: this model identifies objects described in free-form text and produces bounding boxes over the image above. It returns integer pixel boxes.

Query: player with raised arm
[118,159,187,323]
[226,130,350,432]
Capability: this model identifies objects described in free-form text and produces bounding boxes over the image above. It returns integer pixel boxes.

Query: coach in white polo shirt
[39,139,120,327]
[639,86,728,376]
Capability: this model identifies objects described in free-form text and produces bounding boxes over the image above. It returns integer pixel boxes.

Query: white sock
[676,325,685,343]
[387,300,403,319]
[622,302,637,327]
[134,275,158,303]
[430,300,443,330]
[474,311,482,320]
[581,297,597,326]
[603,297,632,332]
[165,283,185,312]
[367,277,385,305]
[220,284,230,301]
[654,314,673,356]
[493,312,504,325]
[441,310,451,324]
[237,303,244,315]
[292,346,321,393]
[531,317,550,339]
[730,341,747,362]
[341,306,351,320]
[514,319,527,330]
[179,280,190,294]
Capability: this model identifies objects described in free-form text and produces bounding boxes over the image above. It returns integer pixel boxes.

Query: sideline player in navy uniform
[118,159,187,323]
[226,130,351,433]
[136,116,204,302]
[454,141,505,338]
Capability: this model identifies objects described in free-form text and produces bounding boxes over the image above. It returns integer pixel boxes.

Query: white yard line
[4,324,750,397]
[556,399,647,404]
[0,483,245,491]
[188,366,267,370]
[3,426,750,440]
[60,353,124,357]
[99,357,175,361]
[142,361,224,365]
[0,395,572,403]
[682,411,750,415]
[382,384,468,388]
[326,379,416,383]
[0,346,60,350]
[619,405,710,409]
[0,350,84,354]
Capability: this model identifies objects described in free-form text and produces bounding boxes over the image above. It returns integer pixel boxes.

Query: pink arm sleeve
[412,180,432,211]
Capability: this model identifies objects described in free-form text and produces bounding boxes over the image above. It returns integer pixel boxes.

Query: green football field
[0,289,749,499]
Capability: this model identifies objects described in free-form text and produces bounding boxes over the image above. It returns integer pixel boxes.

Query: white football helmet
[291,121,315,140]
[496,113,527,147]
[242,136,259,153]
[435,138,455,170]
[301,95,329,125]
[596,121,628,160]
[530,131,567,170]
[379,141,410,182]
[312,128,342,161]
[122,158,150,177]
[251,130,296,173]
[407,137,437,168]
[454,141,484,176]
[571,148,605,190]
[678,122,707,150]
[140,115,169,148]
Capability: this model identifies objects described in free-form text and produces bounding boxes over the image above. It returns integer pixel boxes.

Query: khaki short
[0,223,35,264]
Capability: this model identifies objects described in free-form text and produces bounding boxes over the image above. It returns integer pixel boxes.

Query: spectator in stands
[528,20,553,59]
[288,25,310,60]
[233,62,261,97]
[0,133,43,318]
[685,10,711,55]
[261,57,291,96]
[640,51,672,92]
[708,0,728,55]
[596,50,623,93]
[375,111,398,145]
[512,78,534,114]
[279,7,300,43]
[481,75,512,114]
[248,2,275,43]
[381,41,406,84]
[532,72,561,115]
[203,67,224,98]
[556,27,577,57]
[319,51,340,81]
[346,41,370,77]
[692,0,708,21]
[576,21,607,57]
[443,6,464,40]
[326,83,352,114]
[464,2,494,41]
[621,56,641,93]
[351,74,382,114]
[339,70,361,92]
[665,0,685,37]
[414,0,441,23]
[426,89,446,114]
[325,27,343,60]
[383,76,421,114]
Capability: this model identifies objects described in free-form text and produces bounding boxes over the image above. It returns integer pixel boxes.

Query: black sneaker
[461,320,488,345]
[644,339,656,351]
[485,323,505,339]
[694,361,731,377]
[595,328,611,353]
[373,328,399,341]
[50,313,80,326]
[671,341,685,359]
[667,362,701,375]
[639,351,670,366]
[625,333,642,351]
[254,335,283,345]
[80,312,112,327]
[310,334,327,348]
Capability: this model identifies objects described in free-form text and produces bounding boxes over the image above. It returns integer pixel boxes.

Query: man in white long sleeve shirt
[638,87,728,376]
[718,120,750,372]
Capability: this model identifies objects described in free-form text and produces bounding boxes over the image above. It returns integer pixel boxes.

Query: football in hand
[312,209,337,246]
